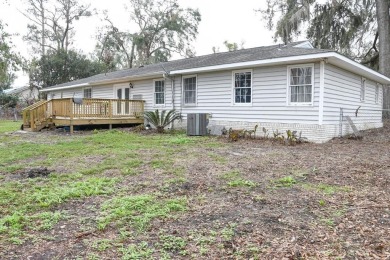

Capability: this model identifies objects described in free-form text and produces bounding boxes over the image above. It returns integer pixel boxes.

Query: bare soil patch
[1,122,389,259]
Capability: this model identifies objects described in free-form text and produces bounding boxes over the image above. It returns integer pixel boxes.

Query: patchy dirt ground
[0,122,389,259]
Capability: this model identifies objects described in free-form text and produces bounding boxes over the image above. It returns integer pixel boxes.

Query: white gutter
[170,53,333,74]
[40,72,164,92]
[170,52,390,84]
[88,72,163,86]
[40,83,89,92]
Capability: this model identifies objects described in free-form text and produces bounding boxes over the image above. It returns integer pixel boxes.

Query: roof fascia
[170,52,390,84]
[40,83,90,92]
[41,72,164,92]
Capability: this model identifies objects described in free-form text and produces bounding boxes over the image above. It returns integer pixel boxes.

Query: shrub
[144,109,181,133]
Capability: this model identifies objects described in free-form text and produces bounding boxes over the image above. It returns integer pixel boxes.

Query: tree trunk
[40,0,46,55]
[129,42,135,68]
[13,107,17,122]
[376,0,390,118]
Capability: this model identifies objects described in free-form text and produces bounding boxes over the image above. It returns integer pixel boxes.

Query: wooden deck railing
[23,98,145,130]
[22,100,50,130]
[50,98,145,118]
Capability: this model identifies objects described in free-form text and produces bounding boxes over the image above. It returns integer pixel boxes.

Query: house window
[233,71,252,104]
[183,76,196,105]
[83,88,92,98]
[375,83,380,104]
[288,65,313,104]
[154,80,165,105]
[360,77,366,101]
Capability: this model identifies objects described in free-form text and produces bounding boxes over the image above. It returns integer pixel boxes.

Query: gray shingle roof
[43,41,333,90]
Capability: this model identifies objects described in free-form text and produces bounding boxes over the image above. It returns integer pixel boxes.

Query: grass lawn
[0,124,389,259]
[0,120,21,134]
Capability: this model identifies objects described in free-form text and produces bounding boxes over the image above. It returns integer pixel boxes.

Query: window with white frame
[288,65,313,104]
[233,71,252,104]
[360,77,366,101]
[375,83,380,104]
[183,76,196,105]
[83,87,92,98]
[154,80,165,105]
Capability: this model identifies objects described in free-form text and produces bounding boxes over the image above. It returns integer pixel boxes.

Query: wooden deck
[22,98,145,132]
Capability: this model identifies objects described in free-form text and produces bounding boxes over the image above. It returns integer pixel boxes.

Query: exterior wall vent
[187,113,208,136]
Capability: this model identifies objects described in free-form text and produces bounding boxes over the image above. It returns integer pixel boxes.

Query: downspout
[171,76,175,110]
[319,59,325,125]
[162,71,178,129]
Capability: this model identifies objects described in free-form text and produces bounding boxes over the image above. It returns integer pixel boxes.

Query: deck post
[108,100,113,130]
[30,110,34,130]
[108,100,113,119]
[69,98,74,134]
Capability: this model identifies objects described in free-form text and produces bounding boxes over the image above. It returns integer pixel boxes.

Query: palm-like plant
[144,109,181,133]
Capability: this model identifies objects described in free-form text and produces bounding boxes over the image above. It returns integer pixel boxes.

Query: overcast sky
[0,0,293,87]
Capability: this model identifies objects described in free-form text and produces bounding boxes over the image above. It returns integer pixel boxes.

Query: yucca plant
[144,109,181,133]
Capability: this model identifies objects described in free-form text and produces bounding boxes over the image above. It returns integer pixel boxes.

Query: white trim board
[170,52,390,85]
[41,73,164,92]
[40,83,89,92]
[293,41,314,49]
[318,60,325,125]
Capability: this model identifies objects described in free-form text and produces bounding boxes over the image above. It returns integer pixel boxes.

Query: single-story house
[40,41,390,142]
[4,85,40,104]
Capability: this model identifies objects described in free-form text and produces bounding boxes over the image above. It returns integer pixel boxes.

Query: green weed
[221,223,237,240]
[221,170,240,180]
[31,211,64,230]
[120,241,154,260]
[321,218,335,227]
[98,195,186,231]
[222,170,256,188]
[92,239,112,251]
[302,183,351,195]
[168,136,194,145]
[228,179,256,188]
[159,234,187,252]
[208,153,227,164]
[30,177,118,208]
[274,176,297,187]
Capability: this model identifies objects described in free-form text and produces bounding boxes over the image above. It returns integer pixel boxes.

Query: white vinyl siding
[287,64,314,105]
[49,85,114,99]
[323,63,382,124]
[116,78,173,112]
[360,77,366,101]
[177,63,320,124]
[375,84,380,104]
